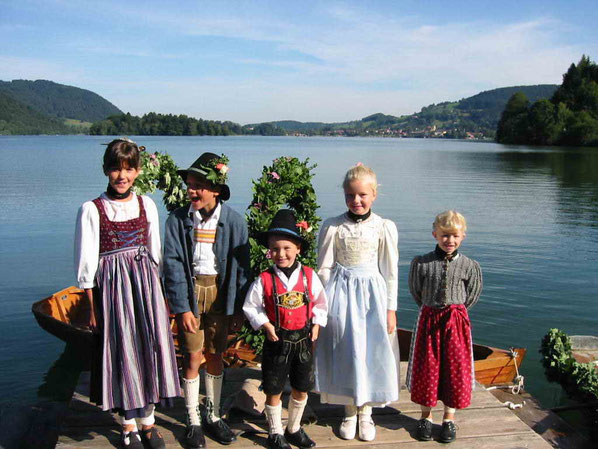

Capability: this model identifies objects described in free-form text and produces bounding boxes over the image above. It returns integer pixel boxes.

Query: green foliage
[497,56,598,146]
[0,92,80,135]
[240,157,321,354]
[540,328,598,402]
[0,79,122,122]
[134,150,187,212]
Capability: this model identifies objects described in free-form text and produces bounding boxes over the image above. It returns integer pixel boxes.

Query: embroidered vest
[260,266,315,331]
[93,196,148,254]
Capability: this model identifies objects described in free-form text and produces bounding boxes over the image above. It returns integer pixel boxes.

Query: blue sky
[2,0,597,124]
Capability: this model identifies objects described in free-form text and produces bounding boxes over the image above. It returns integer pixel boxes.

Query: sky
[2,0,598,124]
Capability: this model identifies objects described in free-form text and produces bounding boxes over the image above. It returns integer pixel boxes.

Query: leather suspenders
[270,266,311,332]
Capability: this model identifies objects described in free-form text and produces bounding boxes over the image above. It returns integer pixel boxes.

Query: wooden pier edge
[55,363,587,448]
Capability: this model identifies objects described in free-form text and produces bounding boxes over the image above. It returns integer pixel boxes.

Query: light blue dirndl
[314,263,400,406]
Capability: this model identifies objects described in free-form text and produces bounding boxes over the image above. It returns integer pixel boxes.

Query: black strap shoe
[416,419,433,441]
[439,420,457,443]
[284,428,316,448]
[203,418,237,445]
[185,425,206,449]
[121,430,143,449]
[140,426,166,449]
[267,433,292,449]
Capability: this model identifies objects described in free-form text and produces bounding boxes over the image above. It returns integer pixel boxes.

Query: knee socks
[182,375,201,426]
[205,373,223,423]
[265,403,284,435]
[287,397,308,433]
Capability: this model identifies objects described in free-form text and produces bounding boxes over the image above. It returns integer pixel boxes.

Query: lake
[1,135,597,417]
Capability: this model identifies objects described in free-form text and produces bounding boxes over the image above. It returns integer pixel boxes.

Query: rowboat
[33,286,525,386]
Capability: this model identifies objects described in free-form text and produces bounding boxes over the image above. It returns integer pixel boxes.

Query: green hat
[177,152,231,201]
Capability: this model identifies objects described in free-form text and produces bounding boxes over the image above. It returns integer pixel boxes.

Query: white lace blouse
[316,212,399,310]
[74,193,162,289]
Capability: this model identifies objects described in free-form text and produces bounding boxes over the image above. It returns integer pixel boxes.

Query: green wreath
[134,150,188,211]
[239,156,321,354]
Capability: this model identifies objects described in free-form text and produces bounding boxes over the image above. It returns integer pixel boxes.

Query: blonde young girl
[75,138,180,449]
[314,164,400,442]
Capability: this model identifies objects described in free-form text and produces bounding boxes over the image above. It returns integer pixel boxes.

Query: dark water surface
[1,135,597,416]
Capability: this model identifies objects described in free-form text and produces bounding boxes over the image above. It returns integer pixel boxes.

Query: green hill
[0,92,76,135]
[0,79,122,122]
[267,85,558,137]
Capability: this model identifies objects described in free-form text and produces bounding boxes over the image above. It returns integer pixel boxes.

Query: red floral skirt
[407,304,473,409]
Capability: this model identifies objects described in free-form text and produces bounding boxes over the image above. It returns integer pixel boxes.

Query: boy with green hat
[164,152,251,449]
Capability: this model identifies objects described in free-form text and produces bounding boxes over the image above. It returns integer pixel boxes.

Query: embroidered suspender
[269,266,311,332]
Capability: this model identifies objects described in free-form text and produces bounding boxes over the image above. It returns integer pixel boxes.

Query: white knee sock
[139,405,156,426]
[265,403,284,435]
[287,397,307,433]
[182,376,201,426]
[205,373,223,423]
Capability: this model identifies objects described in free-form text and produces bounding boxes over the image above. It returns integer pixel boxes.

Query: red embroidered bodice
[92,196,148,254]
[260,266,315,330]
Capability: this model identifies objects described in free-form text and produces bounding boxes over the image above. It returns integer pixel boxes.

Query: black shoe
[267,434,292,449]
[185,425,206,449]
[140,427,166,449]
[284,428,316,448]
[439,421,456,443]
[416,419,433,441]
[203,418,237,445]
[121,430,144,449]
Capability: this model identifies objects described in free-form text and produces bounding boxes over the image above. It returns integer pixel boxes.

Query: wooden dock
[57,363,554,448]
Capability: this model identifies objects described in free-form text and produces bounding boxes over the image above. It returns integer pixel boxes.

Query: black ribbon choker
[347,209,371,223]
[106,184,132,200]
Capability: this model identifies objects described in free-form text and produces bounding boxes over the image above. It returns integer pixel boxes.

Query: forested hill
[266,84,558,137]
[0,80,122,122]
[0,92,76,135]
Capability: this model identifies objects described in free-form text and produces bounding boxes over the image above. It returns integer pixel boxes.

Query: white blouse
[74,193,162,289]
[316,212,399,310]
[243,263,328,331]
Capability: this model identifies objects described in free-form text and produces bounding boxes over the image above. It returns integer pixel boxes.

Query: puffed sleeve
[142,196,163,273]
[408,257,423,307]
[378,219,399,310]
[464,260,483,309]
[316,218,337,286]
[243,276,269,331]
[309,270,328,327]
[74,202,100,289]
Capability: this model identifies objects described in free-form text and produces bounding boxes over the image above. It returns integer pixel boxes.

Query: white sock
[182,376,201,426]
[139,405,156,426]
[121,416,138,429]
[287,397,307,433]
[265,403,284,435]
[344,405,357,419]
[205,373,223,423]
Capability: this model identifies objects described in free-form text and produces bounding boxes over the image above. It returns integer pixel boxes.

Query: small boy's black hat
[177,152,231,201]
[257,209,308,249]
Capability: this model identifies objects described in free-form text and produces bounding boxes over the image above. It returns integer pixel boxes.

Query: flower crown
[200,154,230,185]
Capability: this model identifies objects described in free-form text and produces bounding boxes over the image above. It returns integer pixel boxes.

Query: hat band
[268,227,302,238]
[187,167,209,176]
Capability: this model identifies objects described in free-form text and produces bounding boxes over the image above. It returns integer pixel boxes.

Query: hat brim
[257,229,309,249]
[177,168,231,201]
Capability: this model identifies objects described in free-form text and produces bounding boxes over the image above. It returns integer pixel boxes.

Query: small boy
[163,152,251,449]
[243,209,328,449]
[406,210,482,444]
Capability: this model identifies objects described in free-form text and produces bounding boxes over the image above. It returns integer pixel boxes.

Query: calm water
[1,135,597,413]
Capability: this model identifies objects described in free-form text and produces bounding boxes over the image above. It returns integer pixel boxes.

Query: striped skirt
[94,246,180,414]
[406,304,474,409]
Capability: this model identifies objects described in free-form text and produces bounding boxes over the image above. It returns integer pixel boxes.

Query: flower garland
[241,156,321,354]
[134,150,188,212]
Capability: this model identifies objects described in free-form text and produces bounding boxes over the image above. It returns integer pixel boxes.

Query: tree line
[90,112,286,136]
[497,56,598,146]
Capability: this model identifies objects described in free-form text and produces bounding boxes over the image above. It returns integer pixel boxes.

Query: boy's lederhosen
[178,276,230,354]
[261,266,315,395]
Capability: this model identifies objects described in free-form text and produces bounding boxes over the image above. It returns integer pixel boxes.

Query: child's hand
[262,322,279,342]
[88,308,98,333]
[178,311,198,334]
[310,324,320,342]
[387,310,397,334]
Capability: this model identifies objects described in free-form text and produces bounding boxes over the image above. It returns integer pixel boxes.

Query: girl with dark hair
[75,138,180,449]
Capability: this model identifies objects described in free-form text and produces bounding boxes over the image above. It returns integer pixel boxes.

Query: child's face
[344,179,376,215]
[268,235,301,269]
[106,162,140,195]
[433,228,466,254]
[186,173,220,211]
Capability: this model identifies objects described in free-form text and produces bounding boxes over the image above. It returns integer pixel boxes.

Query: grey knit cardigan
[408,250,482,309]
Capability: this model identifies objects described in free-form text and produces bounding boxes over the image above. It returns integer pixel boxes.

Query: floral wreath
[200,154,230,185]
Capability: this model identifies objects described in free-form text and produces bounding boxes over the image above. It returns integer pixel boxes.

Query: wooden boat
[33,286,525,385]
